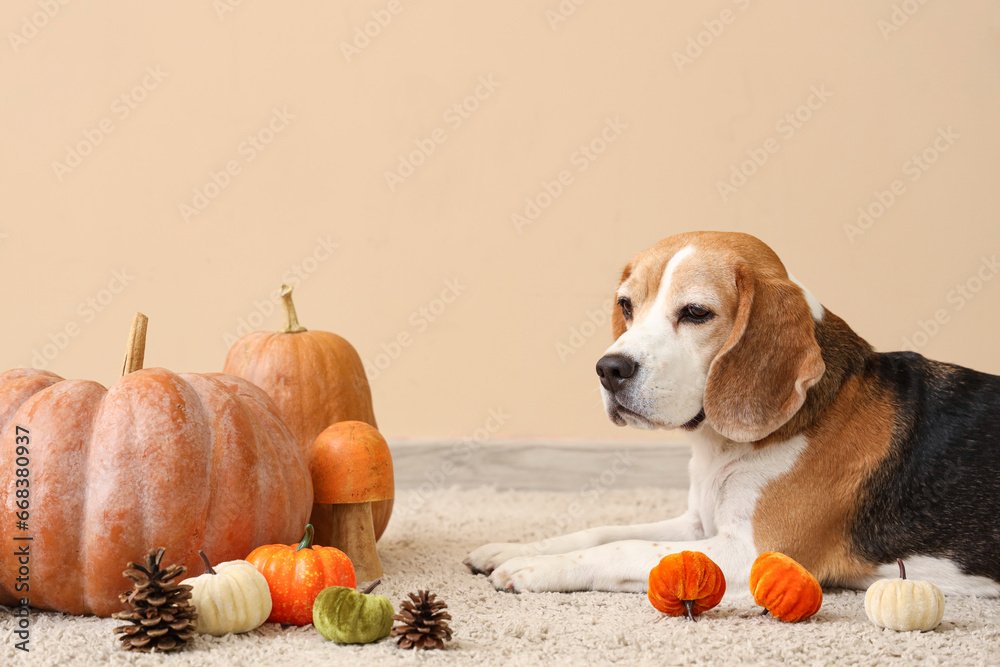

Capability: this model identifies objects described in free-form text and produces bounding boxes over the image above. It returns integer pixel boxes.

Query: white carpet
[3,486,999,666]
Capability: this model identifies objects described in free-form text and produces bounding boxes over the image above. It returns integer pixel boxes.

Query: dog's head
[597,231,826,443]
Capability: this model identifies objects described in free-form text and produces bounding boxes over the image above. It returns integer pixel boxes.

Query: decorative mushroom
[310,421,394,582]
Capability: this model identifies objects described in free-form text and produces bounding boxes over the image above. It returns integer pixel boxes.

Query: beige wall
[2,1,999,442]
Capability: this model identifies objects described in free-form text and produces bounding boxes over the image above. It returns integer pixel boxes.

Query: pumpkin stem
[120,312,148,376]
[296,524,315,551]
[280,284,307,333]
[683,599,697,622]
[362,578,382,595]
[198,550,217,576]
[898,558,906,580]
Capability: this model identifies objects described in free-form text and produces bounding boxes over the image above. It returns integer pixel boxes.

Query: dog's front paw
[488,555,574,593]
[464,542,539,575]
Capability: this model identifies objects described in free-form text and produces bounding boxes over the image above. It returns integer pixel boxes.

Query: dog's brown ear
[703,265,825,442]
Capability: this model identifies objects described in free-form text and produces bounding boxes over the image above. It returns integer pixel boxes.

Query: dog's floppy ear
[703,265,825,442]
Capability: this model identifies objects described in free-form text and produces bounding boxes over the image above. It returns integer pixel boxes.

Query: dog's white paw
[464,542,540,575]
[488,555,574,593]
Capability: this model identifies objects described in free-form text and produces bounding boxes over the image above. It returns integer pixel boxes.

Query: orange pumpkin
[246,524,356,625]
[223,285,392,540]
[0,314,313,617]
[648,551,726,621]
[749,552,822,622]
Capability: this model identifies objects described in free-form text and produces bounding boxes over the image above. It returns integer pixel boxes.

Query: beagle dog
[465,231,1000,598]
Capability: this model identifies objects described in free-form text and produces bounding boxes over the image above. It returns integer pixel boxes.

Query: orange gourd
[0,314,313,617]
[246,524,356,626]
[223,285,392,540]
[648,551,726,621]
[749,552,822,622]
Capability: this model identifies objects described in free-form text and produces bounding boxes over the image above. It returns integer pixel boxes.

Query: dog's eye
[681,304,714,323]
[617,297,633,321]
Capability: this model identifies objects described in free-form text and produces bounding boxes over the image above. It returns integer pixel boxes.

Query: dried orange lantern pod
[309,421,394,583]
[749,552,822,622]
[648,551,726,621]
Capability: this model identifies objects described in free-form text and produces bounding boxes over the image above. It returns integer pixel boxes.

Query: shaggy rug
[2,486,999,666]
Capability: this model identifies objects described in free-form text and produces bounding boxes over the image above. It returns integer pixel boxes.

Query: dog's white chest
[688,433,808,540]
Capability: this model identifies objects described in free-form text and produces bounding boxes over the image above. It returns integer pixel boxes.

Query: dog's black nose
[596,354,638,392]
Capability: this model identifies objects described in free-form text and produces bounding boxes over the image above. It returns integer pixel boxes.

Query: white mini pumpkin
[181,551,273,635]
[864,559,945,632]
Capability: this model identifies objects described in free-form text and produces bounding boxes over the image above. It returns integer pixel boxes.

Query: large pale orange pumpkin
[223,285,392,539]
[0,314,312,617]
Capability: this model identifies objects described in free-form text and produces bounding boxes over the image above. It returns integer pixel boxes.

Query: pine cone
[112,547,197,653]
[391,590,453,650]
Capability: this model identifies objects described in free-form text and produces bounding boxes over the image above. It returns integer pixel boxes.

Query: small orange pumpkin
[749,552,822,622]
[648,551,726,621]
[246,524,356,625]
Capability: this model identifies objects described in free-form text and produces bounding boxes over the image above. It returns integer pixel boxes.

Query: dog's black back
[852,352,1000,582]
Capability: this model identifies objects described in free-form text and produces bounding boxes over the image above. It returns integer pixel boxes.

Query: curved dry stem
[280,284,307,333]
[121,312,148,376]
